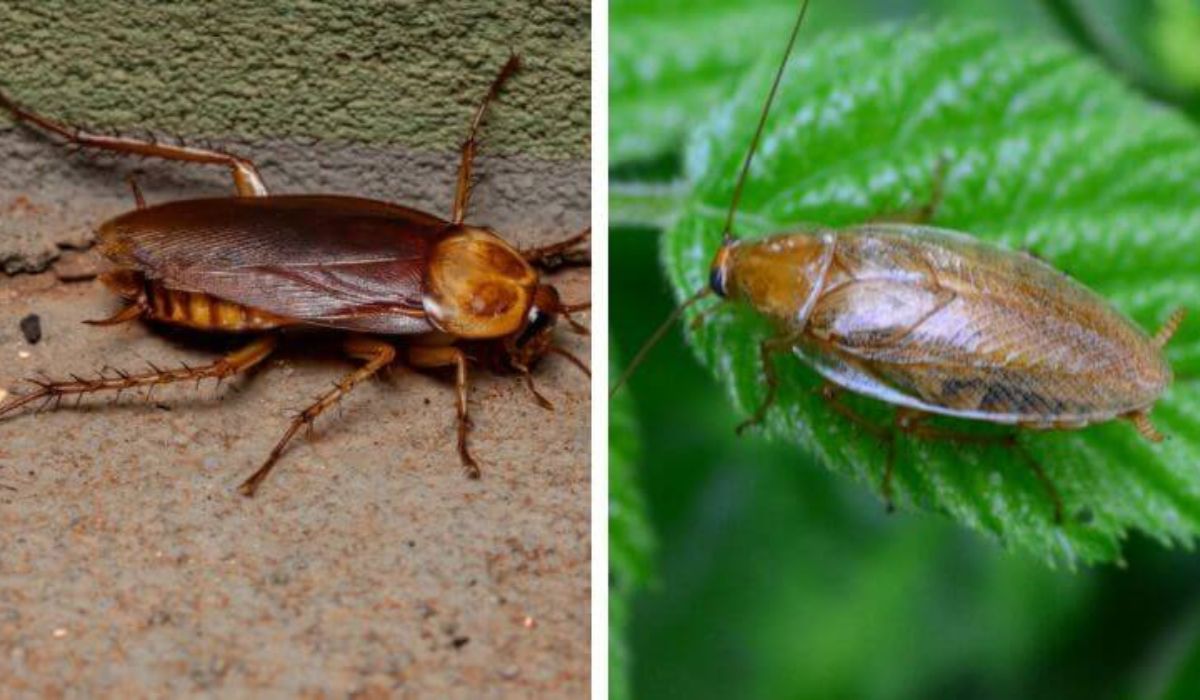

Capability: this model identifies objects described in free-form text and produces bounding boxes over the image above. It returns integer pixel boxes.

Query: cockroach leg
[688,299,730,332]
[735,334,799,436]
[0,90,267,197]
[516,365,554,410]
[522,228,591,271]
[126,173,146,209]
[548,345,591,378]
[406,344,480,478]
[819,383,891,440]
[1125,410,1165,443]
[0,335,278,421]
[896,414,1064,524]
[817,383,898,509]
[238,336,395,497]
[869,155,949,225]
[451,53,521,224]
[557,301,592,336]
[1153,307,1186,348]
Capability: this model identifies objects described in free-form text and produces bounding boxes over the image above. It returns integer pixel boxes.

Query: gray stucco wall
[0,0,590,271]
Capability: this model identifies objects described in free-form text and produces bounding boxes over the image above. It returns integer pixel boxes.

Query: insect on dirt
[0,54,590,496]
[613,0,1184,522]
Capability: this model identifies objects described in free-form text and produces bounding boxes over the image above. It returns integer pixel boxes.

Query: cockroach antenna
[611,0,811,397]
[721,0,810,242]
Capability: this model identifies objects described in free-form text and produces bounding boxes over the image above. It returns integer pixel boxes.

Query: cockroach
[614,0,1183,521]
[0,55,590,496]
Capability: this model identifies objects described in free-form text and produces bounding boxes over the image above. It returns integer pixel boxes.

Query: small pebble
[19,314,41,344]
[52,254,100,283]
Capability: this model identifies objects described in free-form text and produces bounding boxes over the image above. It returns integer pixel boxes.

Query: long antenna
[720,0,811,241]
[610,1,811,398]
[611,288,711,398]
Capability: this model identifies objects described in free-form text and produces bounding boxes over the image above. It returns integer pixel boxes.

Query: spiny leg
[451,54,521,224]
[736,334,799,436]
[0,335,278,420]
[869,155,949,225]
[0,90,267,197]
[522,228,591,271]
[407,344,479,478]
[239,336,395,496]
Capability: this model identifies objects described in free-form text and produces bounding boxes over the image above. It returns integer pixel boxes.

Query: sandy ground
[0,135,590,695]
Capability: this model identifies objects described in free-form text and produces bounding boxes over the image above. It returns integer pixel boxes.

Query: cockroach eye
[709,263,728,298]
[515,306,553,348]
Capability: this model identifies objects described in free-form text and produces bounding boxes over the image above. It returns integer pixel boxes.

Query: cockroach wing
[803,224,1171,425]
[99,195,454,334]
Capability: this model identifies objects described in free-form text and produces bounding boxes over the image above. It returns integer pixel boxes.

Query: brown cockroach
[0,55,590,496]
[614,1,1183,520]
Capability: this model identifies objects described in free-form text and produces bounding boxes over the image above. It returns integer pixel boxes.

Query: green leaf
[609,342,655,700]
[610,0,1061,169]
[662,21,1200,566]
[611,0,801,165]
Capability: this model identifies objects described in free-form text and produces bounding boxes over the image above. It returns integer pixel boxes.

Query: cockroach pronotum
[613,0,1184,521]
[0,55,590,496]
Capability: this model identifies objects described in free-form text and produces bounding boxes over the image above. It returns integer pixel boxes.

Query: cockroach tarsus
[0,54,590,497]
[615,0,1184,524]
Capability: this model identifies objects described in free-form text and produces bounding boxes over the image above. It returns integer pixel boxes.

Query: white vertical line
[590,0,610,695]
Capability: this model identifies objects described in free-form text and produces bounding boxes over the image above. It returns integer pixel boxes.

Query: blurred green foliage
[610,0,1200,698]
[610,342,655,700]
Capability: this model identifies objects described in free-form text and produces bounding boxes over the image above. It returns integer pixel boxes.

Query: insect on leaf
[663,22,1200,566]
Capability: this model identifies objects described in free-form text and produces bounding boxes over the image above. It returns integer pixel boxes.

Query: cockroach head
[507,284,561,364]
[503,284,589,371]
[709,242,735,298]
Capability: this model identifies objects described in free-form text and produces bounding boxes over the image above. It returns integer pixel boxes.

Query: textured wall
[0,0,590,271]
[0,1,589,155]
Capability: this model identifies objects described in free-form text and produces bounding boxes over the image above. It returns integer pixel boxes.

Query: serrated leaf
[609,342,655,700]
[662,22,1200,565]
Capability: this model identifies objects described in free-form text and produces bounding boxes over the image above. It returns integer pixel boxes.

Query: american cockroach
[0,55,590,496]
[614,0,1184,521]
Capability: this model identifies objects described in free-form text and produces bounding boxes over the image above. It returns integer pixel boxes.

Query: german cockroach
[614,0,1183,521]
[0,55,590,496]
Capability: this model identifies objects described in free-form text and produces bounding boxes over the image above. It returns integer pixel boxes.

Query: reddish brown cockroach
[615,1,1183,520]
[0,55,590,496]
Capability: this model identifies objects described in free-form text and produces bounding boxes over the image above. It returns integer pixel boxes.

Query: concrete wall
[0,0,590,271]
